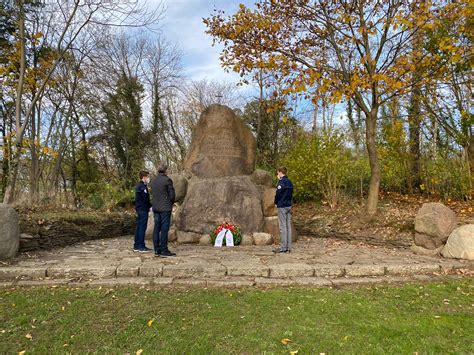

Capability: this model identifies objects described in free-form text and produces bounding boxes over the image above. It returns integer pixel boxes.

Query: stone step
[0,261,468,284]
[0,274,469,288]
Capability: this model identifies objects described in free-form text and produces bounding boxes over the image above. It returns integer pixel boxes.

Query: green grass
[1,279,473,354]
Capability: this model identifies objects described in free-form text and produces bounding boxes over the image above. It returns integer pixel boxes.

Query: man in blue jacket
[150,163,176,257]
[273,166,294,253]
[133,171,153,253]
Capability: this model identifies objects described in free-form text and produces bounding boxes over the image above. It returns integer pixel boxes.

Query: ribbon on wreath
[214,228,234,247]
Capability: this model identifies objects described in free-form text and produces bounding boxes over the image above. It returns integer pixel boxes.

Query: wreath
[210,222,242,246]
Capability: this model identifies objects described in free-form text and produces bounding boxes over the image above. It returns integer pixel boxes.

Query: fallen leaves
[147,319,154,327]
[25,333,32,340]
[136,350,144,355]
[281,338,291,345]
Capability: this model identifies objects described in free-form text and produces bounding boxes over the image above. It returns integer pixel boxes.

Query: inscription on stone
[184,104,256,178]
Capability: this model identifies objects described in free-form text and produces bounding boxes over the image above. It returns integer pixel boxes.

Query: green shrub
[422,154,472,200]
[283,130,352,208]
[76,181,134,210]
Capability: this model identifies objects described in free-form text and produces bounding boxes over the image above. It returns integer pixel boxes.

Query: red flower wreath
[210,221,242,246]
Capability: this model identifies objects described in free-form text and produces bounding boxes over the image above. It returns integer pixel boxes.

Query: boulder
[264,216,298,243]
[241,234,254,246]
[146,213,178,242]
[410,244,443,257]
[145,211,154,240]
[168,226,177,242]
[175,176,264,235]
[176,230,201,244]
[252,169,273,187]
[261,187,277,216]
[0,203,20,259]
[184,104,256,178]
[253,232,273,246]
[199,234,211,246]
[168,173,188,203]
[441,224,474,260]
[414,203,457,249]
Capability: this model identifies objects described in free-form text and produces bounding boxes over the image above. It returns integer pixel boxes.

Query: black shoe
[139,247,153,253]
[272,248,287,253]
[154,252,161,257]
[160,250,176,257]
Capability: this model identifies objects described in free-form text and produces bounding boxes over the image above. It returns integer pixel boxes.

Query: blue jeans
[134,210,148,250]
[152,211,171,254]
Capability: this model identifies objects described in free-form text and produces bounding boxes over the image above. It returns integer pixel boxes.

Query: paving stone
[269,263,314,278]
[172,278,207,286]
[3,233,464,286]
[313,265,345,277]
[292,277,333,287]
[345,265,386,277]
[222,261,269,277]
[386,263,441,275]
[163,261,226,278]
[16,279,70,286]
[254,277,297,286]
[116,257,142,277]
[0,267,46,279]
[206,277,255,287]
[331,277,386,286]
[440,261,471,273]
[151,278,173,286]
[67,281,91,287]
[47,266,117,279]
[89,278,152,286]
[139,261,164,277]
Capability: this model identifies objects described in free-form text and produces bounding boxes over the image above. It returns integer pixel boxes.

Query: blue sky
[146,0,345,127]
[155,0,254,83]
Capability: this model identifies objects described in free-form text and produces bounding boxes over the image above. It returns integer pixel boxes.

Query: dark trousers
[134,210,148,250]
[152,211,171,253]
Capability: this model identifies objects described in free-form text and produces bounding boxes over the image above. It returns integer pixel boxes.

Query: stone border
[0,261,470,288]
[0,275,470,289]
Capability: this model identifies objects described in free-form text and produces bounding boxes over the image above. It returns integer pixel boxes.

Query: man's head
[276,166,287,179]
[139,170,150,183]
[157,162,168,174]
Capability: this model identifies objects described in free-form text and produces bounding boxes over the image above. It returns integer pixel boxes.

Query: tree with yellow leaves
[205,0,471,215]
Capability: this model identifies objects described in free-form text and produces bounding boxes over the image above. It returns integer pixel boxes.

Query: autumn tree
[205,0,471,215]
[1,0,162,204]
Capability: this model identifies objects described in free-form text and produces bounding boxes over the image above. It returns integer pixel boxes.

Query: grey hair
[157,162,168,174]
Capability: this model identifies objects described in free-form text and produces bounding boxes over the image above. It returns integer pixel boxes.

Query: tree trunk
[347,98,361,150]
[30,103,39,201]
[365,107,380,216]
[3,0,25,204]
[407,87,422,194]
[407,21,423,194]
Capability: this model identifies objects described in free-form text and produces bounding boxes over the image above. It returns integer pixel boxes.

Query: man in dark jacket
[273,166,294,253]
[133,171,153,252]
[150,163,176,257]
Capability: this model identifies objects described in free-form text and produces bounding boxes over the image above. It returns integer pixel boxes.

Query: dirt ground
[293,192,473,247]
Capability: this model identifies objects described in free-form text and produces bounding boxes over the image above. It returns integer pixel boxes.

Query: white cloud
[143,0,254,85]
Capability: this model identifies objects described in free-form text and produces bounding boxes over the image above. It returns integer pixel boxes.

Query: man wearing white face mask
[133,170,153,253]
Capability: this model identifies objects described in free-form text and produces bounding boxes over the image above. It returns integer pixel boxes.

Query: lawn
[1,279,473,354]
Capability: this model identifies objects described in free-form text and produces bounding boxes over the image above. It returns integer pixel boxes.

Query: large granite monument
[173,104,297,244]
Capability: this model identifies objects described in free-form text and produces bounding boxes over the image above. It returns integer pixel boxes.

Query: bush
[76,182,134,210]
[283,130,352,208]
[422,154,472,200]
